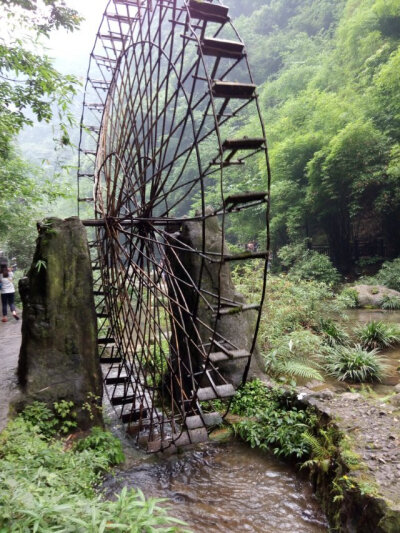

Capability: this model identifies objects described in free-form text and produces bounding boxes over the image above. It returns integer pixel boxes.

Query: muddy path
[0,317,21,430]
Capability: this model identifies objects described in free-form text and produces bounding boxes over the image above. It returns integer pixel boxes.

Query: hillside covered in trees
[1,0,400,275]
[228,0,400,273]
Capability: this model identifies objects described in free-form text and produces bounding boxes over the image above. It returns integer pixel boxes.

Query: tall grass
[325,345,387,383]
[0,412,188,532]
[232,264,349,383]
[356,320,400,350]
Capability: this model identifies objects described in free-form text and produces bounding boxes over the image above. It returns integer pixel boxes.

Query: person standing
[0,264,19,322]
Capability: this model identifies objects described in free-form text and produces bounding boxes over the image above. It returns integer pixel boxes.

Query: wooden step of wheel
[106,14,138,24]
[200,38,244,59]
[209,349,251,363]
[188,0,229,23]
[110,394,135,406]
[96,312,108,318]
[147,427,209,452]
[78,197,94,202]
[78,172,95,178]
[222,138,265,151]
[113,0,141,6]
[121,408,148,424]
[92,54,117,65]
[99,32,125,42]
[197,384,235,401]
[97,337,114,344]
[104,376,130,385]
[224,191,268,209]
[84,103,103,110]
[223,251,268,262]
[93,290,105,296]
[212,303,260,317]
[185,412,223,429]
[212,81,256,100]
[100,357,121,364]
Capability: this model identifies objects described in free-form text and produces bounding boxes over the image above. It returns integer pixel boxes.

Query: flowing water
[101,311,400,532]
[103,440,328,533]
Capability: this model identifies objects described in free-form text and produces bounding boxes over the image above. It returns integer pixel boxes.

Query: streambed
[103,440,328,533]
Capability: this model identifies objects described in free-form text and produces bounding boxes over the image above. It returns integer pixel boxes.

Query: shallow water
[104,440,328,533]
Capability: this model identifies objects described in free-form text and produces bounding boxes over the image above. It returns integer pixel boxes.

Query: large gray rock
[167,210,265,389]
[353,284,400,308]
[17,217,103,429]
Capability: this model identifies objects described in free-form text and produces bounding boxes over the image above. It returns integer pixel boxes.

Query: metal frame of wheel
[77,0,271,452]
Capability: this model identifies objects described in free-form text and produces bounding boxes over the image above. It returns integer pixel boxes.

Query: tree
[0,0,81,265]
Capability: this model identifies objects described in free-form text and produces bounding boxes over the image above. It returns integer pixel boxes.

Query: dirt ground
[0,317,21,431]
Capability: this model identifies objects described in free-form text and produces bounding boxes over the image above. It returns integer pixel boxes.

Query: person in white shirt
[0,264,19,322]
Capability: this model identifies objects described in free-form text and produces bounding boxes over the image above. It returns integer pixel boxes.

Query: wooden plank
[201,38,244,59]
[212,81,256,99]
[188,0,229,23]
[197,384,235,401]
[185,412,223,429]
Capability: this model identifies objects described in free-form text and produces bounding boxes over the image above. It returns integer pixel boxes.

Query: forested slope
[228,0,400,273]
[2,0,400,275]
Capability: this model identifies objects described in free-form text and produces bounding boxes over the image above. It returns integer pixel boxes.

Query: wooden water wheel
[77,0,270,452]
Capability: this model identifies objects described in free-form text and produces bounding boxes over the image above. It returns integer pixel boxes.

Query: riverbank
[298,384,400,532]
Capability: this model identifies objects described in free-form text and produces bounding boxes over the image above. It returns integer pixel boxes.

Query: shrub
[339,287,359,308]
[278,244,341,285]
[356,320,400,349]
[74,426,125,466]
[0,413,185,532]
[318,318,349,346]
[325,345,386,383]
[375,258,400,291]
[288,250,341,286]
[265,330,325,383]
[21,400,78,437]
[380,294,400,310]
[232,381,318,459]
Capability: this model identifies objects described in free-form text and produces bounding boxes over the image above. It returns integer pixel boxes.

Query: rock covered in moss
[353,284,400,308]
[17,217,102,429]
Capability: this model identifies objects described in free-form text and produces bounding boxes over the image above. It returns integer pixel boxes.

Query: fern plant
[301,427,338,473]
[265,330,325,383]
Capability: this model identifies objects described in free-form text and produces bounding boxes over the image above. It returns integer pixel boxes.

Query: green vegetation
[222,0,400,273]
[0,0,79,267]
[356,320,400,349]
[231,380,318,459]
[233,265,350,383]
[380,294,400,310]
[278,244,341,285]
[325,344,386,383]
[0,405,187,532]
[374,258,400,291]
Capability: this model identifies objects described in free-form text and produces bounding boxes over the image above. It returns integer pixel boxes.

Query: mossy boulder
[353,284,400,308]
[17,217,102,429]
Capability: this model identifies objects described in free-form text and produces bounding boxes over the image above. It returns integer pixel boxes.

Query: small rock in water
[394,383,400,393]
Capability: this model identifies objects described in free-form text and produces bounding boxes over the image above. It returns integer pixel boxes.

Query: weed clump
[0,404,186,532]
[325,345,386,383]
[356,320,400,350]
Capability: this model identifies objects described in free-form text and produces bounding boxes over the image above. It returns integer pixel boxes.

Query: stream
[102,310,400,532]
[103,439,328,532]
